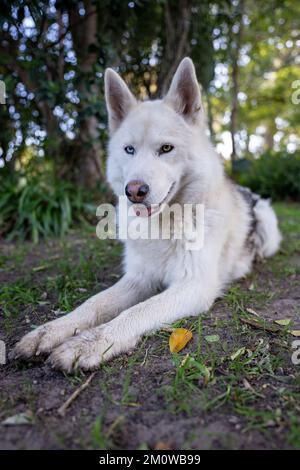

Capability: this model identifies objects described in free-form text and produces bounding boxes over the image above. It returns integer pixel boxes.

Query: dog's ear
[105,69,137,133]
[164,57,202,123]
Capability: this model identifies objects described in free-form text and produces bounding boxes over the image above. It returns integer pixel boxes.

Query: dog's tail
[253,198,282,258]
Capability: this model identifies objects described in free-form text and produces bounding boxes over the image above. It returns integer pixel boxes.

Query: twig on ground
[58,372,96,416]
[240,317,282,334]
[140,346,151,367]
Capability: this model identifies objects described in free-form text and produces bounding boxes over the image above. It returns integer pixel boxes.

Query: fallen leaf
[162,327,174,333]
[109,274,120,279]
[52,309,66,316]
[265,420,276,428]
[246,308,260,317]
[2,411,33,426]
[169,328,193,353]
[275,319,291,326]
[205,334,220,343]
[180,353,190,367]
[154,441,172,450]
[32,264,48,272]
[230,347,246,361]
[246,308,259,317]
[289,330,300,337]
[240,317,281,333]
[200,364,211,385]
[243,378,254,391]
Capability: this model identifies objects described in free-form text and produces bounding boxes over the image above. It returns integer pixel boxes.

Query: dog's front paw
[12,319,79,360]
[48,326,137,372]
[12,327,49,360]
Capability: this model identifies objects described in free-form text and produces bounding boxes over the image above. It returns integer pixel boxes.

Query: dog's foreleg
[12,275,153,359]
[48,279,217,372]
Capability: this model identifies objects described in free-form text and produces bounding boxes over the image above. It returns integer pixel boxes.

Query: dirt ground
[0,202,300,450]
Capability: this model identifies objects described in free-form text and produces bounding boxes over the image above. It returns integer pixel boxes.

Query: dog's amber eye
[160,144,174,154]
[124,145,135,155]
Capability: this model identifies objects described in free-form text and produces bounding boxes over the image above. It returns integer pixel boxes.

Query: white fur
[13,58,281,372]
[253,199,282,258]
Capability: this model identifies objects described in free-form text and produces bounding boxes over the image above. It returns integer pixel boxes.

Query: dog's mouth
[133,182,176,217]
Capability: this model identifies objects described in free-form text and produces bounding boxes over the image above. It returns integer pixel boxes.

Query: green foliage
[0,0,217,185]
[209,0,300,157]
[235,152,300,201]
[0,0,299,217]
[0,169,96,242]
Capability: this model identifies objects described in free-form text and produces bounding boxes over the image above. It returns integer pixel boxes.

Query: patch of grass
[225,284,272,320]
[0,233,122,334]
[91,412,126,450]
[287,414,300,448]
[91,415,110,450]
[1,202,300,449]
[0,281,41,332]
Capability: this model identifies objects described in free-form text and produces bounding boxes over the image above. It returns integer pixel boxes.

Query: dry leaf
[243,378,254,391]
[201,364,211,385]
[32,264,48,272]
[230,347,246,361]
[289,330,300,337]
[154,441,172,450]
[2,411,33,426]
[240,317,281,333]
[180,353,190,367]
[169,328,193,353]
[246,308,260,317]
[275,319,291,326]
[205,334,220,343]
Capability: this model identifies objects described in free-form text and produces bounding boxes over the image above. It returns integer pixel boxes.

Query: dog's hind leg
[12,275,153,360]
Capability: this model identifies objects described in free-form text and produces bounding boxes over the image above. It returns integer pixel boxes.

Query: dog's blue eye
[124,145,135,155]
[160,144,174,154]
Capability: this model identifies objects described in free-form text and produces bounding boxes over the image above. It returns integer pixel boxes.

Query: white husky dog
[13,58,281,371]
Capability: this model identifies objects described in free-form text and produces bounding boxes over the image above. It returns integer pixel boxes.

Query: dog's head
[105,58,207,215]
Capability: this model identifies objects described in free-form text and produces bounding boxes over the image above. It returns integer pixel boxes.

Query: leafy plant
[0,169,96,242]
[235,151,300,201]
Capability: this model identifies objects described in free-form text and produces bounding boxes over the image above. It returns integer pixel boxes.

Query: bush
[0,170,97,242]
[235,151,300,201]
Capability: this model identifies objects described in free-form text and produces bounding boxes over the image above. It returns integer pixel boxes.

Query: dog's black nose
[125,181,149,203]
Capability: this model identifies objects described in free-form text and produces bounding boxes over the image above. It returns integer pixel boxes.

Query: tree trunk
[265,123,275,151]
[67,0,105,189]
[1,27,65,163]
[157,0,192,96]
[229,0,244,164]
[245,131,250,154]
[205,92,215,143]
